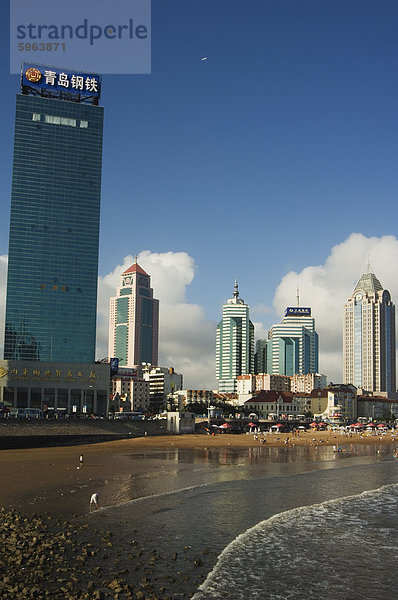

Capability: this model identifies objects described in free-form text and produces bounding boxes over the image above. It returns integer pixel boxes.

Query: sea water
[97,444,398,599]
[193,484,398,600]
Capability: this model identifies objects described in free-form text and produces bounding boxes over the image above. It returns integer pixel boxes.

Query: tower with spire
[216,281,254,393]
[343,263,396,394]
[108,258,159,368]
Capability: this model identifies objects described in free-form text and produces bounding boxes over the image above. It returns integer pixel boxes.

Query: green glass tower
[4,65,104,363]
[216,281,254,393]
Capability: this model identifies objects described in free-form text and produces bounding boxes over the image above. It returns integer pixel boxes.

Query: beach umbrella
[275,423,283,428]
[219,422,232,428]
[310,422,318,427]
[377,423,386,429]
[248,422,257,427]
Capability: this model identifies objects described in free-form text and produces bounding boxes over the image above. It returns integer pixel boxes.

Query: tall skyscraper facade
[257,306,319,377]
[343,267,396,394]
[108,261,159,367]
[4,64,104,363]
[216,281,254,393]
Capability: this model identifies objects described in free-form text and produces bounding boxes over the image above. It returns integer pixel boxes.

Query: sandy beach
[1,431,397,599]
[1,429,397,515]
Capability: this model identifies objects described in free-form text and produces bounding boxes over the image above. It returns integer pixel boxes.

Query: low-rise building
[166,411,195,434]
[167,389,214,412]
[142,366,183,413]
[237,373,291,405]
[0,359,109,415]
[290,373,327,393]
[291,392,312,414]
[255,374,291,392]
[310,384,357,423]
[244,390,300,420]
[213,392,239,407]
[357,395,398,420]
[111,367,150,413]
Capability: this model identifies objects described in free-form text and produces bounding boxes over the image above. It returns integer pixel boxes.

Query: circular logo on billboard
[25,67,42,83]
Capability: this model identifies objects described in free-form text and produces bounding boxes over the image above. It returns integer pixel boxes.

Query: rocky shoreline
[0,507,212,600]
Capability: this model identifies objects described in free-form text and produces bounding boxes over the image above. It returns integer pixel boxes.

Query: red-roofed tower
[108,258,159,367]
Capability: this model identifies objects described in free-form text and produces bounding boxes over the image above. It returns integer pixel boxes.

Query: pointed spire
[233,279,239,299]
[354,261,383,294]
[226,279,244,304]
[296,285,300,307]
[135,254,138,264]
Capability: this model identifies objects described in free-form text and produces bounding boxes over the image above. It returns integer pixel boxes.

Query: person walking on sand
[79,454,84,468]
[90,492,99,511]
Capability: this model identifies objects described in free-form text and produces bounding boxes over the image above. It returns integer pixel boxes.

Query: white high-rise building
[108,260,159,368]
[216,281,254,393]
[343,266,396,394]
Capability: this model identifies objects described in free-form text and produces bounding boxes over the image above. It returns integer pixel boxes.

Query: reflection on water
[96,447,398,600]
[84,443,396,515]
[129,442,395,468]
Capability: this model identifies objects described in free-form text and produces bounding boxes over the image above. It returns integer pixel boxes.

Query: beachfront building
[111,367,150,413]
[108,260,159,368]
[142,366,183,414]
[357,394,398,421]
[290,373,327,393]
[310,385,357,423]
[4,64,104,364]
[256,305,319,377]
[343,265,396,395]
[216,281,254,393]
[237,374,291,405]
[166,412,195,434]
[244,390,300,420]
[167,389,214,412]
[0,359,109,416]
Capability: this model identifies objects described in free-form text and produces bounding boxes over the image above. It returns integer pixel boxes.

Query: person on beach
[90,493,99,511]
[79,454,83,468]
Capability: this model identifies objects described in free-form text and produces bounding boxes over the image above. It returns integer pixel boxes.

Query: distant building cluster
[0,63,397,423]
[215,266,397,422]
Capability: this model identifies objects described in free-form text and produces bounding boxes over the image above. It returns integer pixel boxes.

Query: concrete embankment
[0,419,168,450]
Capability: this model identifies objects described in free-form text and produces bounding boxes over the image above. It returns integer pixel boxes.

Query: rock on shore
[0,507,211,599]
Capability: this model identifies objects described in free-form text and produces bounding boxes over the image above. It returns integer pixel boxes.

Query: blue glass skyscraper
[256,306,319,377]
[4,65,104,363]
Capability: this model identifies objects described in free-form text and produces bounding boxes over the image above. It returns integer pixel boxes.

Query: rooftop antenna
[135,254,138,264]
[296,285,300,307]
[366,254,372,274]
[233,278,239,299]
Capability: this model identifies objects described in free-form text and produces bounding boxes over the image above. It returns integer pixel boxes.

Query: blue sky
[1,1,398,387]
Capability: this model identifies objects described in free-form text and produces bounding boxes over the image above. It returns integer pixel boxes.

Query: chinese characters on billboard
[21,62,101,104]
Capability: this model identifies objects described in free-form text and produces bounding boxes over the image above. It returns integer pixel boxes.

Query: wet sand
[1,431,397,599]
[1,430,396,515]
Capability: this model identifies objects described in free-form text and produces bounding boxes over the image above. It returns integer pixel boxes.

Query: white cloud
[271,233,398,382]
[253,321,269,340]
[96,251,217,389]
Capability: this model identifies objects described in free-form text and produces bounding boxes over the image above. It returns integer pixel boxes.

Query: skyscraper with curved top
[216,281,254,393]
[343,265,396,394]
